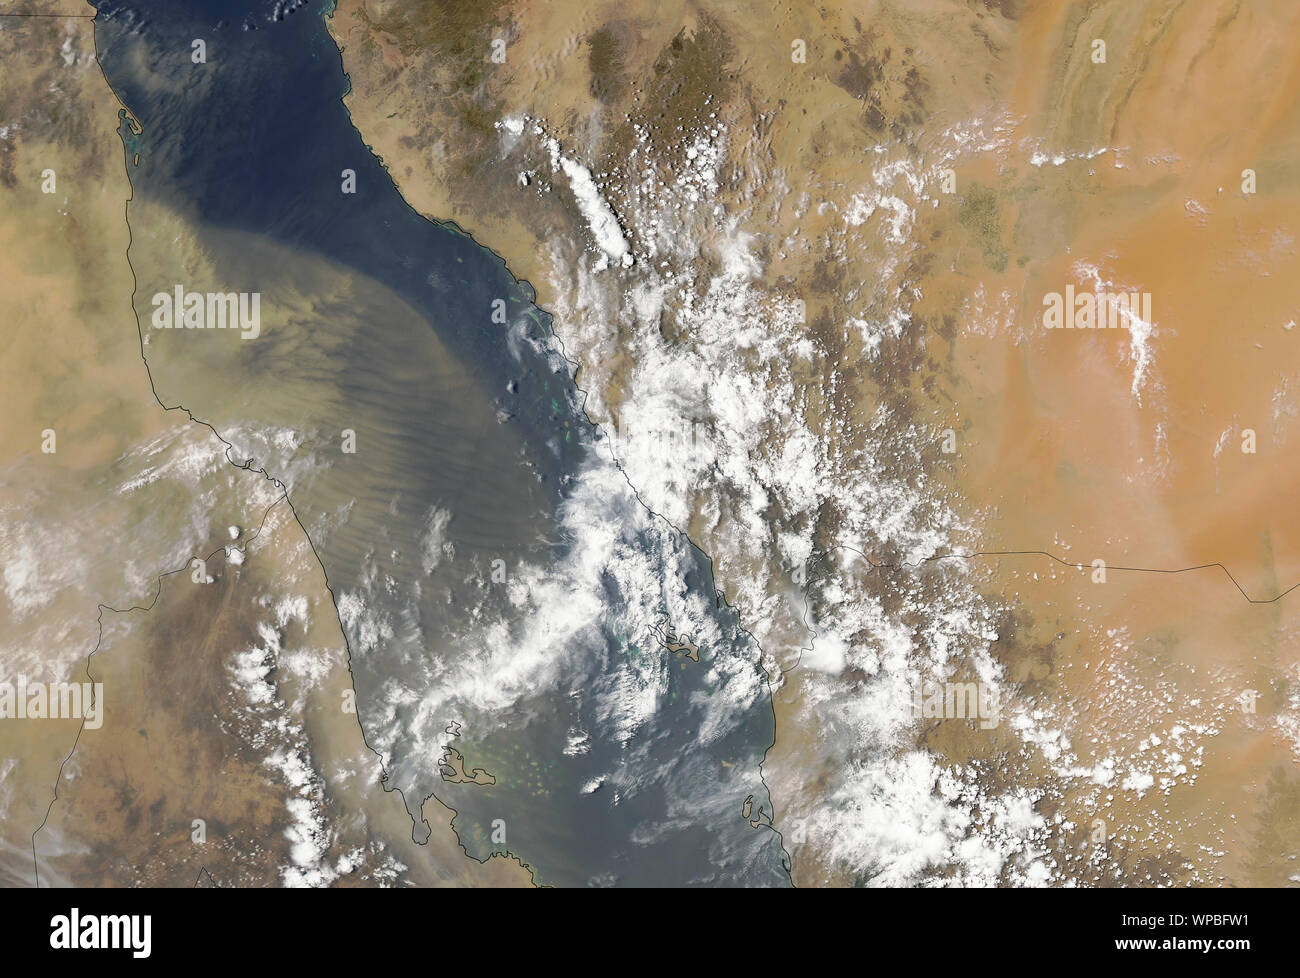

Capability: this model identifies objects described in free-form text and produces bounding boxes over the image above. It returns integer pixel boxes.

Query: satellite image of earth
[0,0,1297,911]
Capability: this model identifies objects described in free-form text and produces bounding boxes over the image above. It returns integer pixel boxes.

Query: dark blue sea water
[93,0,790,886]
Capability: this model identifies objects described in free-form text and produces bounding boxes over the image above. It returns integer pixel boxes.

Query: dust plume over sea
[90,0,790,885]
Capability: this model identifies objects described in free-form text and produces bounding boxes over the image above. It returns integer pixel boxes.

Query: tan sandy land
[0,9,199,884]
[936,0,1300,885]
